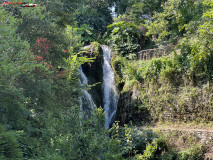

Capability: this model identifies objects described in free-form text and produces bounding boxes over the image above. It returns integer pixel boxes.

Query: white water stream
[101,45,118,129]
[78,67,96,113]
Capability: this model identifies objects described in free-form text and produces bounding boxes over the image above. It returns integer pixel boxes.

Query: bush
[0,130,22,160]
[131,128,158,154]
[160,150,178,160]
[136,136,169,160]
[105,21,144,56]
[178,144,204,160]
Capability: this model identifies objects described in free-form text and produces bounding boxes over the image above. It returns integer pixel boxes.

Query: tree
[128,0,167,24]
[146,0,205,43]
[114,0,134,15]
[76,0,113,33]
[105,21,144,56]
[0,128,23,160]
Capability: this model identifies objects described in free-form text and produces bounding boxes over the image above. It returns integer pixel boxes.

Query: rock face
[82,43,104,108]
[115,90,151,126]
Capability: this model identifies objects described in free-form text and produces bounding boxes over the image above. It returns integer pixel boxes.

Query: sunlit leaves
[146,0,204,43]
[106,21,143,55]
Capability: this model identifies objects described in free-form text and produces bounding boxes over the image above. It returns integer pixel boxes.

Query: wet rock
[82,43,104,108]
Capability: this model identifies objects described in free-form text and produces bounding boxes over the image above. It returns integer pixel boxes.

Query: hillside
[0,0,212,159]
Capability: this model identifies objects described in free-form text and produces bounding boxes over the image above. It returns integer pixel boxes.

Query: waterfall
[78,45,118,129]
[101,45,118,129]
[78,67,96,113]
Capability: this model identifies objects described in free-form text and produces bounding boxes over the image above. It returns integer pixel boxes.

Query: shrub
[131,128,158,154]
[178,144,204,160]
[0,131,22,160]
[137,136,169,160]
[105,21,144,56]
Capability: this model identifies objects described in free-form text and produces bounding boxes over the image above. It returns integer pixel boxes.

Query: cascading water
[101,45,118,129]
[78,67,96,113]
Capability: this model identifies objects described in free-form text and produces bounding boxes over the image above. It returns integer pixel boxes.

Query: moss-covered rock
[111,55,125,91]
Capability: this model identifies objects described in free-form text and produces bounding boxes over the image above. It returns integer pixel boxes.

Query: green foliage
[91,41,101,56]
[135,136,168,160]
[0,129,23,160]
[66,25,83,52]
[119,0,166,24]
[139,55,181,85]
[178,144,204,160]
[114,0,134,15]
[146,0,204,43]
[66,25,98,46]
[0,4,125,160]
[106,21,144,56]
[123,124,134,157]
[37,0,77,27]
[1,0,213,159]
[176,0,213,84]
[76,0,113,33]
[58,108,124,160]
[111,55,126,86]
[31,152,65,160]
[130,128,159,155]
[114,46,213,122]
[160,150,178,160]
[0,8,39,130]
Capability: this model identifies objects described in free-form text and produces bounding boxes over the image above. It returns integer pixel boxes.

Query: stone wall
[137,46,180,60]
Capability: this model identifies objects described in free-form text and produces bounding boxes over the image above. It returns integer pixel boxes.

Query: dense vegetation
[0,0,212,159]
[111,0,213,123]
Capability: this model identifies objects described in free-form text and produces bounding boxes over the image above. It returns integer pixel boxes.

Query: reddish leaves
[36,38,50,53]
[37,56,43,59]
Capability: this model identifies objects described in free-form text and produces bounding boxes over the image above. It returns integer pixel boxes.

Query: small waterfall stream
[78,67,96,113]
[101,45,118,129]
